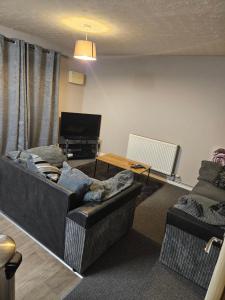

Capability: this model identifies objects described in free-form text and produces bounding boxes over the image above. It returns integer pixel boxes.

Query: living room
[0,1,225,300]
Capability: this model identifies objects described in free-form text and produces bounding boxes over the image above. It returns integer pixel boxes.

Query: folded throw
[83,170,134,202]
[175,195,225,226]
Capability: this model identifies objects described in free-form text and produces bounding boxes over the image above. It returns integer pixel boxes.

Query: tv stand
[59,136,99,159]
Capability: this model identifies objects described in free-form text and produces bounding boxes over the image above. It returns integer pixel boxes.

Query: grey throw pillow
[214,169,225,190]
[84,170,134,202]
[7,145,66,167]
[58,162,93,197]
[27,145,66,167]
[198,160,223,183]
[27,154,61,182]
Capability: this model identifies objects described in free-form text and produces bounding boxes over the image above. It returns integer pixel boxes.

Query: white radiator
[126,134,179,176]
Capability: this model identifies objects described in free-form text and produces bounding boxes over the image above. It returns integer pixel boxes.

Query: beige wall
[1,25,225,186]
[82,56,225,186]
[58,57,85,116]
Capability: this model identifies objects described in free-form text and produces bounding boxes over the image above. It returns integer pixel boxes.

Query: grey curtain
[0,35,60,154]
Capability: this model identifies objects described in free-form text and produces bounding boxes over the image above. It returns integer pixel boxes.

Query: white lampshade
[74,40,97,61]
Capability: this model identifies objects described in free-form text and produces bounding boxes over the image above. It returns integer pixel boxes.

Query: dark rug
[76,161,164,205]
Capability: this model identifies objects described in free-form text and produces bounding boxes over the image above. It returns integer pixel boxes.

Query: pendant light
[74,31,96,61]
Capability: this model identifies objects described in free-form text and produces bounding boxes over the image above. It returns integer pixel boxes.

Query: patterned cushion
[212,148,225,166]
[214,169,225,189]
[27,154,60,182]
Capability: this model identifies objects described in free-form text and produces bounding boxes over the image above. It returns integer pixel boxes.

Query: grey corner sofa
[0,157,142,273]
[160,160,225,289]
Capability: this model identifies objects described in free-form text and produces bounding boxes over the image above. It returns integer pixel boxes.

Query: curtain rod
[3,36,69,58]
[4,37,15,43]
[4,36,51,54]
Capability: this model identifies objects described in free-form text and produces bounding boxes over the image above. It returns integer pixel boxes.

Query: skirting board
[166,180,193,191]
[144,170,192,191]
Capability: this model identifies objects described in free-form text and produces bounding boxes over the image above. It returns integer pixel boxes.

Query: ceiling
[0,0,225,56]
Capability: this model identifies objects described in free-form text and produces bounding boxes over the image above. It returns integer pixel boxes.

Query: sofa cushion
[27,145,66,167]
[214,169,225,189]
[188,193,218,207]
[198,160,223,183]
[58,162,92,198]
[67,182,142,229]
[192,180,225,203]
[7,145,66,167]
[27,154,60,182]
[83,170,134,202]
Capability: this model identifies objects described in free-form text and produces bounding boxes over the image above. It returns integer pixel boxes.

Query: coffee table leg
[94,159,98,177]
[146,169,150,184]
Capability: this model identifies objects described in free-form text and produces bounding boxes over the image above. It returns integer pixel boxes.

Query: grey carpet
[133,183,187,244]
[64,230,205,300]
[65,161,205,300]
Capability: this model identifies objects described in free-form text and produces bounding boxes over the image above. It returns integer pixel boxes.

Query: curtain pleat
[18,40,29,150]
[0,36,20,154]
[0,35,60,154]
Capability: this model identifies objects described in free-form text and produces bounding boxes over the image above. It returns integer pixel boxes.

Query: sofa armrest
[67,182,142,229]
[167,207,225,242]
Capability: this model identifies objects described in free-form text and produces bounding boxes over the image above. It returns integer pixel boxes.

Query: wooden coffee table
[94,153,151,181]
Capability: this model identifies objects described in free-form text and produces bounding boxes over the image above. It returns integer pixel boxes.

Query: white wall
[82,56,225,186]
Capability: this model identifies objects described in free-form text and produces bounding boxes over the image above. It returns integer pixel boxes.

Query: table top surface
[96,153,150,174]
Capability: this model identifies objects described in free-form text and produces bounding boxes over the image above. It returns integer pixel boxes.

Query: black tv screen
[60,112,101,139]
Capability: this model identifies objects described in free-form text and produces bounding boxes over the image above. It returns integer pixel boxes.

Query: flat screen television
[60,112,102,139]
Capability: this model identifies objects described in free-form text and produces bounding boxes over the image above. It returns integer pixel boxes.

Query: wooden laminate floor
[0,213,81,300]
